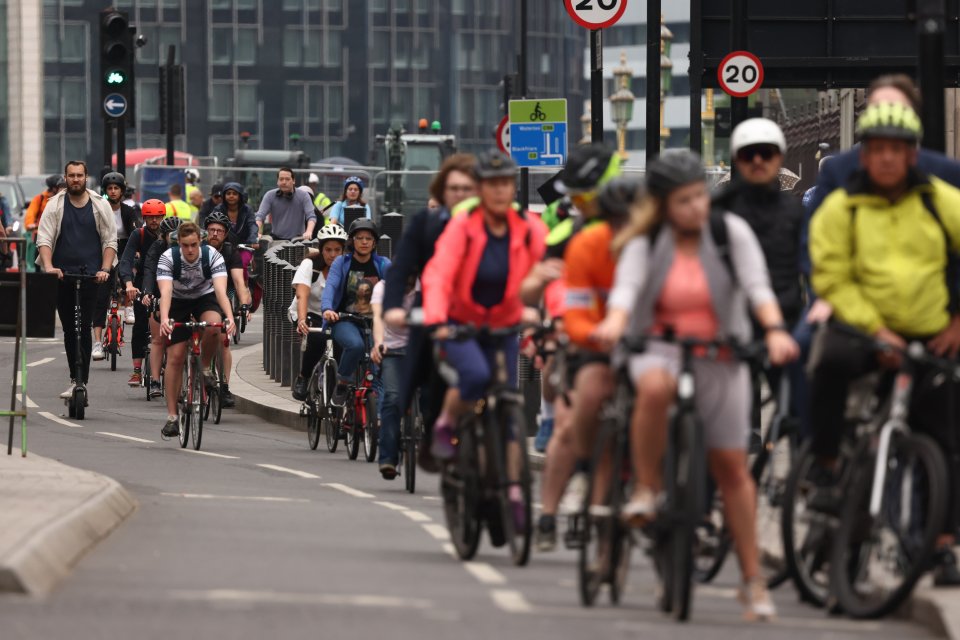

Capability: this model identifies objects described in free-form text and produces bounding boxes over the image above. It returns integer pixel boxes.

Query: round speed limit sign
[718,51,764,98]
[564,0,628,30]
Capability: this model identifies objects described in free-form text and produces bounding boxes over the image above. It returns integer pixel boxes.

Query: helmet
[101,171,126,191]
[158,215,182,236]
[317,223,348,246]
[557,144,619,195]
[297,184,315,198]
[185,168,200,181]
[597,176,643,220]
[856,102,923,143]
[474,150,518,180]
[343,176,365,192]
[56,177,67,189]
[141,199,167,217]
[45,174,60,190]
[348,217,379,240]
[645,149,706,199]
[308,173,320,184]
[730,118,787,155]
[204,210,232,230]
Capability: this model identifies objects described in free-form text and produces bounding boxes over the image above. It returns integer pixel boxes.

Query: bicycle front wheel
[442,417,481,560]
[669,410,705,622]
[344,402,360,460]
[191,358,204,451]
[494,401,532,567]
[781,441,832,607]
[830,432,947,619]
[362,391,378,463]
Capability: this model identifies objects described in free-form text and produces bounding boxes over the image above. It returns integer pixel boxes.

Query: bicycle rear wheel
[403,409,419,494]
[442,417,481,560]
[495,401,532,567]
[362,391,378,463]
[191,357,204,451]
[753,418,795,589]
[178,376,190,449]
[344,401,360,460]
[830,432,946,619]
[212,355,224,425]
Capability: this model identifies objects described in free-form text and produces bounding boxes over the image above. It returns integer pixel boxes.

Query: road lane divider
[38,411,82,428]
[256,463,320,479]
[464,562,507,585]
[97,432,155,444]
[161,493,309,503]
[181,449,239,460]
[321,482,375,498]
[490,589,533,613]
[27,357,56,367]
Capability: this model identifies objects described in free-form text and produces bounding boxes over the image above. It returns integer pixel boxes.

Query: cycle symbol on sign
[530,102,546,121]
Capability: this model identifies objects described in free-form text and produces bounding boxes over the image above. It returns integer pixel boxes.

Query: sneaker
[622,486,659,528]
[127,371,142,387]
[221,386,235,408]
[161,417,179,439]
[149,380,163,398]
[124,306,136,324]
[534,416,554,453]
[559,472,589,515]
[430,419,456,461]
[292,376,308,401]
[331,382,348,407]
[933,548,960,587]
[92,342,105,361]
[60,381,77,399]
[738,577,777,621]
[536,514,557,552]
[380,463,398,480]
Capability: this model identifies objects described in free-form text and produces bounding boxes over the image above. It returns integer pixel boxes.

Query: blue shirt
[472,226,510,308]
[53,198,101,274]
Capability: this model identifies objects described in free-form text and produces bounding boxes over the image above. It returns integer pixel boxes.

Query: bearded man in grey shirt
[255,166,317,241]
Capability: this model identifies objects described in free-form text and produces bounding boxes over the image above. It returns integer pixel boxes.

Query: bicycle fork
[868,371,912,520]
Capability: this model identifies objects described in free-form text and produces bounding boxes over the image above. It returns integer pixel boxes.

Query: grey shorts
[629,341,751,450]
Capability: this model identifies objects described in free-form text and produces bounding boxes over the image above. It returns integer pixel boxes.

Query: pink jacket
[423,205,547,327]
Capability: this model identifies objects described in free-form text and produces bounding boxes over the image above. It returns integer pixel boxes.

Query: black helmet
[598,176,643,220]
[348,217,379,240]
[159,216,182,237]
[557,144,617,194]
[474,150,518,180]
[101,171,126,190]
[645,149,706,199]
[204,210,231,230]
[45,174,60,190]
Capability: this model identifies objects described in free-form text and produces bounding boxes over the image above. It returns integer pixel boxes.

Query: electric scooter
[62,270,98,420]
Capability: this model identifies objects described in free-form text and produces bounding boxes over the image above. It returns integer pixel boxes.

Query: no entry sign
[718,51,764,98]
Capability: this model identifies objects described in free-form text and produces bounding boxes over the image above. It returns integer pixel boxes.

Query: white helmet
[308,173,320,184]
[297,184,315,197]
[731,118,786,155]
[317,224,348,245]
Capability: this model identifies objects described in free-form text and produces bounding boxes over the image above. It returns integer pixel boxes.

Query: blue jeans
[442,333,519,402]
[378,351,405,465]
[332,320,367,384]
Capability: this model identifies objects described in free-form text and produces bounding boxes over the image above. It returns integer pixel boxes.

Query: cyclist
[328,177,372,226]
[157,221,235,438]
[203,211,253,408]
[119,198,166,387]
[321,218,391,406]
[25,174,62,243]
[92,172,139,360]
[197,183,223,229]
[809,101,960,585]
[592,149,798,620]
[141,215,184,397]
[165,183,192,221]
[291,224,348,401]
[255,167,316,241]
[36,160,117,400]
[214,182,258,245]
[421,150,548,464]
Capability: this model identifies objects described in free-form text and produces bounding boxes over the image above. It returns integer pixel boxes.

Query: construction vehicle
[374,119,457,214]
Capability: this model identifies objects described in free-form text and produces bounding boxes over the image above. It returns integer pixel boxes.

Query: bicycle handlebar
[827,322,960,379]
[62,272,99,280]
[624,333,768,364]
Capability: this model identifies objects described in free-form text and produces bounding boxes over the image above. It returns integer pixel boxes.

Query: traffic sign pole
[116,114,126,176]
[590,29,603,144]
[646,0,661,158]
[519,0,530,212]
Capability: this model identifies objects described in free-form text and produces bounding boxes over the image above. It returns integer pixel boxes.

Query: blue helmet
[343,176,365,194]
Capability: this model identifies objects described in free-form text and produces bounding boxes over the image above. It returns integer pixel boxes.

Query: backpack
[649,208,735,281]
[171,244,212,280]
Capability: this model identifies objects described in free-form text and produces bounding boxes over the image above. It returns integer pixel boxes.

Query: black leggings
[93,266,119,329]
[57,279,98,383]
[299,312,327,378]
[131,297,150,360]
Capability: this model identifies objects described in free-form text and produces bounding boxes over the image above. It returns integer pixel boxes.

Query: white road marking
[321,482,374,498]
[421,523,450,541]
[373,501,409,512]
[27,357,55,367]
[490,589,533,613]
[256,464,320,479]
[422,496,441,501]
[25,396,38,408]
[401,510,432,523]
[182,449,238,460]
[38,411,81,428]
[441,543,457,559]
[170,589,432,609]
[161,493,309,503]
[463,562,507,585]
[97,431,155,444]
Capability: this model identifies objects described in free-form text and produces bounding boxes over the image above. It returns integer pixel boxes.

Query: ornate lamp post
[580,106,593,145]
[660,16,673,152]
[609,52,636,159]
[702,88,716,166]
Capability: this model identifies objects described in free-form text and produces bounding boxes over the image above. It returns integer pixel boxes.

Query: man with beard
[36,160,118,401]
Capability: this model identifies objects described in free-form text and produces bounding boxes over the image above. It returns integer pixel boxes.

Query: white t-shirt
[371,280,414,351]
[289,258,327,320]
[113,208,128,240]
[156,246,227,299]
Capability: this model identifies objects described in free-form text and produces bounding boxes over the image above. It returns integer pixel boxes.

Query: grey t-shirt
[255,188,316,240]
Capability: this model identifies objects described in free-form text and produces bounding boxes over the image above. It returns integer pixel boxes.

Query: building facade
[3,0,585,175]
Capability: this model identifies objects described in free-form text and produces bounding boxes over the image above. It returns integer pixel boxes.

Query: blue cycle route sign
[508,99,568,168]
[103,93,128,119]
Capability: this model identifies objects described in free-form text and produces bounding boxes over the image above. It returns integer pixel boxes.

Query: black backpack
[171,244,212,280]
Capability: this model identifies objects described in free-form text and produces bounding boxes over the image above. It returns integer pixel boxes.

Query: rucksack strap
[648,210,735,282]
[920,191,960,314]
[172,244,213,280]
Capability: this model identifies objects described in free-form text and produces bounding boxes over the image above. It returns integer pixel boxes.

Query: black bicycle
[298,325,336,451]
[62,271,98,420]
[397,374,423,494]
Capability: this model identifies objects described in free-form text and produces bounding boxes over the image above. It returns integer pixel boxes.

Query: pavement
[0,322,953,639]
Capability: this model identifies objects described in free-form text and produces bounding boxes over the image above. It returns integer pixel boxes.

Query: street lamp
[660,16,674,152]
[702,88,716,166]
[609,52,636,159]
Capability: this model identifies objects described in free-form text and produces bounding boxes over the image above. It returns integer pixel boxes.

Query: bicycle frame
[868,361,913,520]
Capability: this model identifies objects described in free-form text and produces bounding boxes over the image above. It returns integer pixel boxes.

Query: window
[371,0,387,11]
[325,30,341,67]
[372,86,390,124]
[211,0,231,8]
[238,84,258,121]
[370,32,388,67]
[304,30,321,66]
[157,26,181,64]
[212,26,232,65]
[44,80,59,118]
[413,38,429,70]
[416,87,433,119]
[284,84,304,120]
[62,80,86,119]
[325,0,343,11]
[452,0,466,14]
[283,36,301,66]
[236,27,257,65]
[136,25,158,63]
[61,24,85,61]
[307,85,324,123]
[63,135,87,165]
[238,0,257,9]
[209,136,235,162]
[327,85,342,124]
[138,79,159,120]
[43,23,57,62]
[209,82,233,120]
[395,31,412,69]
[282,0,299,9]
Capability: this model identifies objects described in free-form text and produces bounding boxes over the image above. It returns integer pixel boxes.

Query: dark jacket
[117,202,138,237]
[118,226,159,289]
[141,238,169,297]
[321,252,392,313]
[383,207,451,311]
[713,177,805,325]
[213,202,258,245]
[197,198,219,229]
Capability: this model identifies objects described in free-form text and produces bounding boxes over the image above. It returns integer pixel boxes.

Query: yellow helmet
[856,102,923,143]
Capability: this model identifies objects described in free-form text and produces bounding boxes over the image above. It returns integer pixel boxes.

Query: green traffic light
[106,70,127,85]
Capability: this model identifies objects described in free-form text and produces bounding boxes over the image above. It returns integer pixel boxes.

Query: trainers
[149,380,163,398]
[622,486,659,528]
[379,463,398,480]
[92,342,105,361]
[60,380,77,399]
[430,419,457,461]
[739,577,777,621]
[933,548,960,587]
[128,371,142,387]
[292,376,308,401]
[124,306,136,324]
[534,416,554,453]
[536,514,558,552]
[221,386,235,408]
[559,472,589,515]
[161,417,179,439]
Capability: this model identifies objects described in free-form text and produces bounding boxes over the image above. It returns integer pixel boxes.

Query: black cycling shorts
[168,293,222,345]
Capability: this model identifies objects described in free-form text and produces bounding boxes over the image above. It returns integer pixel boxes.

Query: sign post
[509,99,568,167]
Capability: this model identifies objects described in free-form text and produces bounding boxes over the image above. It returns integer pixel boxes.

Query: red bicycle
[329,313,379,462]
[169,320,228,451]
[103,295,125,372]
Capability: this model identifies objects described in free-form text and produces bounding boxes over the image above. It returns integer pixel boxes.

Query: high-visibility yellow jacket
[165,198,192,221]
[811,171,960,336]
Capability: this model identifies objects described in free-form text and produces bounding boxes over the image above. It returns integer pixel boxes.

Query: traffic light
[500,73,518,116]
[99,8,135,122]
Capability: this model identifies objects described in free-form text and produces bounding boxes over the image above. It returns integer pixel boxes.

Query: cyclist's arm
[295,283,310,323]
[303,195,317,238]
[320,255,344,313]
[230,267,251,306]
[212,274,235,323]
[118,231,139,287]
[255,193,270,235]
[421,216,468,325]
[157,279,173,329]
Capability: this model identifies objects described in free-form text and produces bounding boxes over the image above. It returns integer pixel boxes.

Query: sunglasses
[736,145,779,163]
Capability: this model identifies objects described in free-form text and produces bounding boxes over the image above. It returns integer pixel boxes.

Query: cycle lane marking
[256,463,320,479]
[161,493,309,503]
[182,449,239,460]
[490,589,534,613]
[38,411,82,428]
[321,482,375,498]
[97,431,155,443]
[27,357,56,367]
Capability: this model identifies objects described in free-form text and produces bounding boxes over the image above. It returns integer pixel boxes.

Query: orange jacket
[563,222,616,349]
[25,191,53,229]
[423,205,547,327]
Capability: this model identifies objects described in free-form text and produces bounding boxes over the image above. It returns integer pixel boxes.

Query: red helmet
[141,199,166,217]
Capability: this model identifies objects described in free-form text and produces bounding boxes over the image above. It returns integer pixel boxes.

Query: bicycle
[168,319,229,450]
[434,323,534,567]
[530,102,546,121]
[138,293,159,401]
[62,271,98,420]
[103,293,125,372]
[782,325,951,619]
[327,313,379,462]
[297,325,337,451]
[203,328,230,425]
